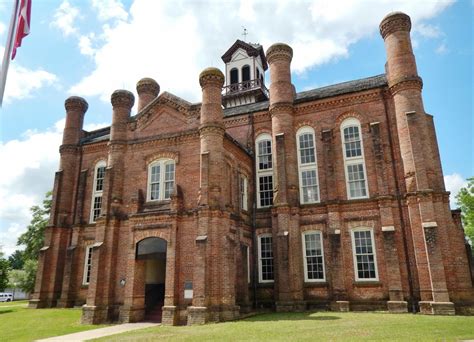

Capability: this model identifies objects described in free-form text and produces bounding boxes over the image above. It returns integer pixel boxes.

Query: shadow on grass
[244,312,341,322]
[0,309,13,314]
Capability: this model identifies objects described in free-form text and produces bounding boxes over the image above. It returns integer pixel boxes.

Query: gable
[231,49,249,62]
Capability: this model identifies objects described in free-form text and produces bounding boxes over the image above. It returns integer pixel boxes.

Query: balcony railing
[222,78,269,98]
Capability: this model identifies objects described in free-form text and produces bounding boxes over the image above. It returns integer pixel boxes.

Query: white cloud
[0,47,58,103]
[67,0,455,103]
[445,173,468,208]
[51,0,80,37]
[414,23,442,38]
[436,42,448,55]
[79,33,96,57]
[91,0,129,22]
[0,122,63,256]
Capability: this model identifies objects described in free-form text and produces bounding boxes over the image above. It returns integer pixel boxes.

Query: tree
[0,254,9,291]
[8,250,25,270]
[456,177,474,244]
[17,191,52,261]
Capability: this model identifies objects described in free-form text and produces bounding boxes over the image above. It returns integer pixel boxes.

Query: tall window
[302,231,325,282]
[82,245,93,285]
[341,118,369,199]
[351,229,378,281]
[297,127,320,204]
[242,65,250,82]
[258,234,274,283]
[148,159,175,201]
[230,68,238,85]
[240,174,248,211]
[256,134,273,208]
[90,161,106,223]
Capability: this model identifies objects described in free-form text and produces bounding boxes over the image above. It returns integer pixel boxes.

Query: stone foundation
[28,299,48,309]
[187,306,208,325]
[331,301,350,312]
[82,305,109,324]
[419,301,455,315]
[275,301,306,312]
[162,306,178,325]
[387,301,408,313]
[119,305,145,323]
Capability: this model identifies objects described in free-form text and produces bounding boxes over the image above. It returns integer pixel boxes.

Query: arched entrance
[136,237,167,322]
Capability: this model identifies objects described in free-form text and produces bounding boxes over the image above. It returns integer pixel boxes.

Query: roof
[221,39,268,71]
[80,74,387,144]
[223,74,387,117]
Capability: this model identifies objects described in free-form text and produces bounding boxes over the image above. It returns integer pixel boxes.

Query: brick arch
[134,230,170,245]
[335,111,364,128]
[295,121,315,131]
[144,152,179,166]
[90,157,107,169]
[254,128,272,137]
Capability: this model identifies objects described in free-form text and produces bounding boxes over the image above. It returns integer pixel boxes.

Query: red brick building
[29,12,474,325]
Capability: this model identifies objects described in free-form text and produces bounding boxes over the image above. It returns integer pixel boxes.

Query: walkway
[36,323,160,342]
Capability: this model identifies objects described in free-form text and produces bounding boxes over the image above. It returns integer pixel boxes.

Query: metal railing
[222,78,269,98]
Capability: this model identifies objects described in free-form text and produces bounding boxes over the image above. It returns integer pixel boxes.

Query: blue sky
[0,0,472,256]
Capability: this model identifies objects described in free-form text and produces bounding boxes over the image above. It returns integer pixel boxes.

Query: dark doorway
[136,237,167,322]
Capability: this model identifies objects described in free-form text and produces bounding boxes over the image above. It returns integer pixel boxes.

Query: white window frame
[82,245,93,285]
[297,126,320,204]
[350,228,379,281]
[302,230,326,282]
[256,134,273,208]
[89,160,106,223]
[257,234,274,283]
[240,174,248,211]
[147,159,175,202]
[245,245,251,284]
[340,118,369,199]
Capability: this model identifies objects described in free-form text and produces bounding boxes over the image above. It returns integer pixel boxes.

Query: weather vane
[242,26,248,41]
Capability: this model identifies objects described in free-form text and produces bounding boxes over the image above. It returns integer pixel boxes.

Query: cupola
[221,39,269,108]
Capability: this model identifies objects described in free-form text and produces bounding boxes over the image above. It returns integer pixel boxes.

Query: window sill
[81,284,89,289]
[352,281,381,287]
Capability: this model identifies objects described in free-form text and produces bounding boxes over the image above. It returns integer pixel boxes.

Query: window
[82,245,93,285]
[297,127,320,204]
[242,65,250,82]
[351,229,378,281]
[258,234,274,283]
[341,118,369,199]
[302,231,325,282]
[90,161,106,223]
[240,175,248,211]
[256,134,273,208]
[245,245,250,284]
[148,159,175,201]
[230,68,238,85]
[256,69,260,80]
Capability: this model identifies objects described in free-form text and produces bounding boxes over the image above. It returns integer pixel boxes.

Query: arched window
[297,126,319,204]
[351,228,378,281]
[147,159,175,201]
[242,65,250,82]
[302,231,325,282]
[341,118,369,199]
[256,134,273,208]
[90,160,106,223]
[230,68,239,85]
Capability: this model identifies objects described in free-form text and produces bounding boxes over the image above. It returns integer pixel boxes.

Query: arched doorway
[136,237,167,322]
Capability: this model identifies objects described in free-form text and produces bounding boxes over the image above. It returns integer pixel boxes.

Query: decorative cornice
[82,141,108,153]
[379,12,411,39]
[59,144,79,154]
[136,78,160,96]
[269,102,294,117]
[65,96,88,113]
[199,122,225,136]
[129,130,199,150]
[389,76,423,95]
[199,67,225,88]
[111,90,135,108]
[266,43,293,64]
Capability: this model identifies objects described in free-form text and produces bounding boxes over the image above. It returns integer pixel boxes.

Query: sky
[0,0,472,256]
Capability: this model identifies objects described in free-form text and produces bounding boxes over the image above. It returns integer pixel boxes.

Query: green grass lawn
[95,311,474,342]
[0,301,108,342]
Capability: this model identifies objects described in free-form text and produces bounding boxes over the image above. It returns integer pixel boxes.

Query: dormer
[221,39,269,108]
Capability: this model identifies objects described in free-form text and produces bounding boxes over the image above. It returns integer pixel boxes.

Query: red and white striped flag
[12,0,32,60]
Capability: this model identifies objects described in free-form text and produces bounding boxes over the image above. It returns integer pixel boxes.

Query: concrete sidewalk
[36,323,160,342]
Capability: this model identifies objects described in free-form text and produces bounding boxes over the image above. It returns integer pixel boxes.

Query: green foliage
[0,257,9,291]
[7,260,37,293]
[8,250,25,270]
[7,269,25,289]
[456,177,474,243]
[17,191,52,261]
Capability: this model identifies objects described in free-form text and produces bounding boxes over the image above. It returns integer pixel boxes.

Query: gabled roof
[221,39,268,70]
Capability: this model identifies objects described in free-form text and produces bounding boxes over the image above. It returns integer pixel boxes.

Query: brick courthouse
[29,12,474,324]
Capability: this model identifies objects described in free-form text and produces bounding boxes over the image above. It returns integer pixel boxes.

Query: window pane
[301,170,318,203]
[95,166,106,192]
[299,133,316,164]
[344,126,362,158]
[347,164,367,198]
[92,196,102,221]
[259,175,273,207]
[260,236,274,281]
[258,140,272,170]
[304,232,324,280]
[353,230,377,279]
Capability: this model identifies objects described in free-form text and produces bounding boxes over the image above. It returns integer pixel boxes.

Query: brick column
[380,12,454,314]
[136,77,159,112]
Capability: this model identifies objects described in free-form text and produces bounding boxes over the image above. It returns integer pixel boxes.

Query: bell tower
[221,39,269,108]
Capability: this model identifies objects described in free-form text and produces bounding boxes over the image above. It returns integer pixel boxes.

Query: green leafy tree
[456,177,474,243]
[0,254,9,291]
[7,269,25,289]
[17,191,52,261]
[19,260,37,293]
[8,250,25,270]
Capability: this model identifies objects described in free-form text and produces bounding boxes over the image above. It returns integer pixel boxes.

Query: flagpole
[0,0,21,107]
